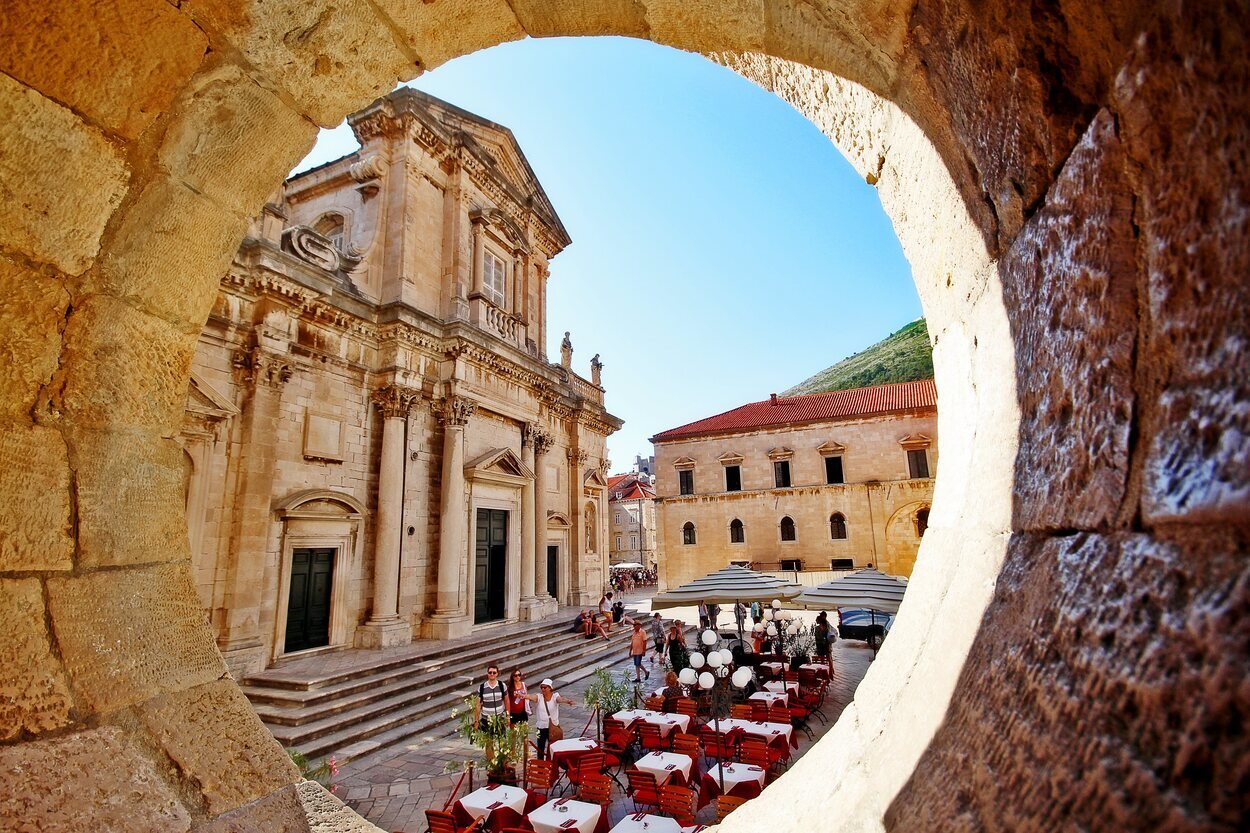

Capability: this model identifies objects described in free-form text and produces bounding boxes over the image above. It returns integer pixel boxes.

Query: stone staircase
[241,610,671,763]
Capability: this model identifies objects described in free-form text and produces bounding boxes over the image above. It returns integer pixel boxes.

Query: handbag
[541,695,564,742]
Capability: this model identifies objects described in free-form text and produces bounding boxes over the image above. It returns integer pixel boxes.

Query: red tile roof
[650,379,937,443]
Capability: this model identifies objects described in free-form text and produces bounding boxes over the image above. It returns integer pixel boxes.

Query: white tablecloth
[706,762,767,792]
[798,663,828,675]
[530,798,602,833]
[764,681,799,697]
[634,751,694,785]
[457,784,528,820]
[747,691,789,708]
[611,813,704,833]
[759,662,785,674]
[549,737,599,756]
[713,718,793,746]
[612,710,692,737]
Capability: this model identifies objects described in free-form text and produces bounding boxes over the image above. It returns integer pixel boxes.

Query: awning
[794,568,909,614]
[650,565,803,609]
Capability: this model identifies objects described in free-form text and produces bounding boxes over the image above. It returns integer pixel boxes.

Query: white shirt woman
[528,680,576,760]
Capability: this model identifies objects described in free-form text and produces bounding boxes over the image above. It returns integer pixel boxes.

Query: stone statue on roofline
[590,354,603,386]
[560,331,573,368]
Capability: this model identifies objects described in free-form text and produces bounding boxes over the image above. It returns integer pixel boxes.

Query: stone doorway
[474,509,508,623]
[546,544,559,599]
[284,547,335,653]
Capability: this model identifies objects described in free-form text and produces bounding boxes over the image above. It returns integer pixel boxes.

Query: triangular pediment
[672,456,696,470]
[464,447,535,481]
[717,451,744,465]
[767,446,795,460]
[186,372,238,419]
[584,468,609,488]
[817,440,847,455]
[898,433,933,449]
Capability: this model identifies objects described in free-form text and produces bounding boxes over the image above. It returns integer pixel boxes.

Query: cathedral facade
[181,89,620,677]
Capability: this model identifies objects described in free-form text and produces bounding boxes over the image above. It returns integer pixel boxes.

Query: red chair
[567,752,606,791]
[657,784,698,826]
[577,772,614,808]
[749,701,770,722]
[625,768,662,812]
[524,759,556,808]
[638,723,669,753]
[426,809,476,833]
[717,795,748,822]
[699,725,734,763]
[671,732,700,758]
[767,705,791,726]
[674,698,698,721]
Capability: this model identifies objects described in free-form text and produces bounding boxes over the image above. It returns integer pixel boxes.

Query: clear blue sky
[293,37,920,469]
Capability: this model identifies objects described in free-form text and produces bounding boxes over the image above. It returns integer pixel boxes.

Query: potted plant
[450,696,531,784]
[583,667,631,739]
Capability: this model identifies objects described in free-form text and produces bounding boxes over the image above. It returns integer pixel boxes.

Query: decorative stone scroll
[232,347,293,388]
[371,385,419,419]
[437,396,476,427]
[281,226,362,273]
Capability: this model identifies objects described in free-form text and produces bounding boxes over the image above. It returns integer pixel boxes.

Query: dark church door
[285,548,334,653]
[475,509,508,623]
[547,545,559,599]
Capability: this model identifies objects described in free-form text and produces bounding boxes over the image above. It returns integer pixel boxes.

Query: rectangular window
[824,455,844,484]
[630,535,637,548]
[780,558,803,571]
[678,469,694,496]
[774,460,791,488]
[907,449,930,479]
[483,250,507,307]
[724,465,741,492]
[830,558,855,570]
[616,536,622,549]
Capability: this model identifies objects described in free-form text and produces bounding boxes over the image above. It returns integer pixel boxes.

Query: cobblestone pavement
[335,600,874,833]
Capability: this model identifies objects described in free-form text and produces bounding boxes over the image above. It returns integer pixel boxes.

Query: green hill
[784,319,934,395]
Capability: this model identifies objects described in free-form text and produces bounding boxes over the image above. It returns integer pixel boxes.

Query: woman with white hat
[525,679,576,760]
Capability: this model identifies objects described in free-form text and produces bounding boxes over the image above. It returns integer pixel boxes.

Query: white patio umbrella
[796,568,908,654]
[652,564,802,648]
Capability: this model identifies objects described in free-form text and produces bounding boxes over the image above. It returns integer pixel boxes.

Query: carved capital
[567,448,587,466]
[526,423,554,456]
[233,347,293,389]
[372,384,419,419]
[438,396,476,428]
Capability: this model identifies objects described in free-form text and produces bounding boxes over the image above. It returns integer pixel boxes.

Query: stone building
[607,472,658,569]
[180,88,621,677]
[651,381,936,589]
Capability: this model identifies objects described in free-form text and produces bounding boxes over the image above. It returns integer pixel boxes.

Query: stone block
[374,0,524,71]
[1113,5,1250,522]
[0,726,191,832]
[69,428,192,568]
[763,0,908,93]
[47,563,226,712]
[194,784,311,833]
[1000,109,1137,531]
[159,62,318,216]
[183,0,418,127]
[140,679,299,816]
[507,0,649,38]
[0,579,74,739]
[91,177,250,331]
[642,0,765,53]
[0,0,207,140]
[54,294,199,433]
[887,528,1250,831]
[0,423,74,572]
[0,256,70,420]
[0,73,130,275]
[293,780,386,832]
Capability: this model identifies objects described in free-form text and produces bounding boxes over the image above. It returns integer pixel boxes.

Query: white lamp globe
[706,651,724,669]
[719,648,735,664]
[731,667,753,688]
[716,666,730,678]
[701,629,718,646]
[689,652,705,670]
[698,672,715,690]
[762,609,773,621]
[766,624,778,637]
[752,623,765,634]
[771,599,781,609]
[787,624,799,636]
[777,610,791,621]
[678,668,697,685]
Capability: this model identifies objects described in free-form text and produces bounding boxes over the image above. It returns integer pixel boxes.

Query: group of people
[568,591,628,640]
[608,568,656,592]
[471,663,575,760]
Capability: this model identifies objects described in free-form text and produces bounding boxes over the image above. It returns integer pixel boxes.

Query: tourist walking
[507,668,530,725]
[666,620,689,672]
[472,664,507,732]
[649,612,666,667]
[814,611,833,670]
[734,601,747,631]
[697,601,709,630]
[628,621,650,682]
[527,679,576,760]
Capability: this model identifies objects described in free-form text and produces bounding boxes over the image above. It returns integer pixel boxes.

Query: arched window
[313,213,345,251]
[780,516,796,542]
[916,507,930,537]
[682,522,696,545]
[830,513,848,540]
[729,518,744,544]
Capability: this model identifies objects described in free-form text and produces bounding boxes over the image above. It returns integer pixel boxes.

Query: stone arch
[0,2,1243,832]
[881,500,932,578]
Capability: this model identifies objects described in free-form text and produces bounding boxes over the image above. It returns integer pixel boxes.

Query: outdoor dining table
[697,762,767,808]
[529,797,609,833]
[548,737,600,771]
[758,662,786,676]
[452,783,528,831]
[633,751,694,786]
[763,680,799,701]
[747,691,790,708]
[713,717,798,749]
[798,663,830,678]
[612,709,692,737]
[610,812,706,833]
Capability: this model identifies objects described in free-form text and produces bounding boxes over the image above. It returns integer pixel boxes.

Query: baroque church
[180,89,621,678]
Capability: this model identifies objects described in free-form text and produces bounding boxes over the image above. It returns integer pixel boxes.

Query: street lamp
[696,630,753,794]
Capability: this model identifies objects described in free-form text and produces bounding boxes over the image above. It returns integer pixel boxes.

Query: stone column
[424,395,476,639]
[518,252,531,324]
[512,249,525,317]
[533,428,554,606]
[470,215,486,297]
[517,423,538,618]
[357,385,418,648]
[218,347,292,677]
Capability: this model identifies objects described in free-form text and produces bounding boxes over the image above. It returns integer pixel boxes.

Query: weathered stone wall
[0,0,1243,831]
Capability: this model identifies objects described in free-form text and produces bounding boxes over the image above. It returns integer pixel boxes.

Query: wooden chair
[425,809,476,833]
[567,752,606,791]
[698,725,734,763]
[625,768,662,812]
[717,795,748,822]
[601,721,633,780]
[671,732,700,758]
[644,695,665,711]
[657,784,698,826]
[730,703,753,719]
[788,704,815,740]
[674,698,698,720]
[738,737,777,771]
[749,701,770,722]
[577,772,614,807]
[638,723,669,753]
[767,705,791,726]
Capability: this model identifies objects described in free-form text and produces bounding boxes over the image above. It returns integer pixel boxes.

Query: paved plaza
[334,610,874,833]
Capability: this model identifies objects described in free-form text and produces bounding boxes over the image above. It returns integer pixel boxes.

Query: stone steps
[242,610,672,762]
